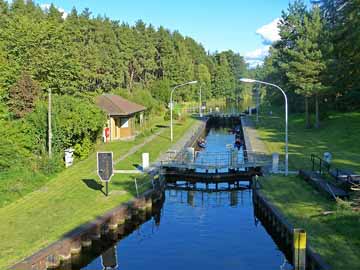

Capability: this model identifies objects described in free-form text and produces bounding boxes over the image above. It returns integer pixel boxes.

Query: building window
[121,118,129,128]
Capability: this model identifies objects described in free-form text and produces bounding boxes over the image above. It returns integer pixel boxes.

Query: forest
[0,0,248,181]
[256,0,360,128]
[1,0,359,194]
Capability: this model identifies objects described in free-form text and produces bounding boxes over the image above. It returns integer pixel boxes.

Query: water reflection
[101,246,117,270]
[59,126,293,270]
[75,185,292,270]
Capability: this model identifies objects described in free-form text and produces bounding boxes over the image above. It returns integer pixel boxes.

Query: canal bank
[242,114,360,270]
[241,115,334,269]
[1,117,199,270]
[10,117,207,270]
[259,175,360,270]
[49,119,295,270]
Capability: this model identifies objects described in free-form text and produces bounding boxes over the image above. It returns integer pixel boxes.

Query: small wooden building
[96,94,146,141]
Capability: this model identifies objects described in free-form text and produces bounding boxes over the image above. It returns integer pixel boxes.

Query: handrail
[311,154,330,174]
[161,150,271,170]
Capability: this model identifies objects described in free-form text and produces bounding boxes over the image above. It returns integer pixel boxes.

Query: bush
[37,153,64,175]
[74,136,92,160]
[26,95,106,159]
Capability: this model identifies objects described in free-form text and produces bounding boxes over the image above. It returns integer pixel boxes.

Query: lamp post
[240,78,289,176]
[199,83,204,117]
[253,86,260,123]
[170,80,198,142]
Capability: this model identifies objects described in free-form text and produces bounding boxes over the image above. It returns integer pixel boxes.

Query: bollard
[293,228,307,270]
[142,153,149,170]
[272,152,279,173]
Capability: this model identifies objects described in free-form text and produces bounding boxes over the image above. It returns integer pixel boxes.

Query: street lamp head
[188,80,198,85]
[239,78,256,83]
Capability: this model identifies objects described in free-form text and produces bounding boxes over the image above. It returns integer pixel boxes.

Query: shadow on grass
[132,163,142,170]
[82,179,106,196]
[155,124,169,128]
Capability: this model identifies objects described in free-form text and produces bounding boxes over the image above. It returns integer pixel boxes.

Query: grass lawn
[0,114,166,208]
[0,116,197,269]
[254,110,360,173]
[260,175,360,270]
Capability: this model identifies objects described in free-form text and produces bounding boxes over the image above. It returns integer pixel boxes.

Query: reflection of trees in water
[165,187,252,208]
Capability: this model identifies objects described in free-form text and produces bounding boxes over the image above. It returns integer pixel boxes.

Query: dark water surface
[76,128,292,270]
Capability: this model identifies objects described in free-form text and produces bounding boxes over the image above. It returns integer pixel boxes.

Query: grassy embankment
[0,115,164,208]
[260,176,360,270]
[255,110,360,172]
[254,110,360,270]
[0,116,197,269]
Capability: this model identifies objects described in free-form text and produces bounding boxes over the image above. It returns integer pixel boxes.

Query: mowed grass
[115,119,196,170]
[260,176,360,270]
[0,117,197,269]
[0,115,166,208]
[254,111,360,172]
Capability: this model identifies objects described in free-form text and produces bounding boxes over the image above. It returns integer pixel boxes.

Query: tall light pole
[240,78,289,176]
[170,80,198,142]
[253,86,260,123]
[199,83,204,117]
[48,89,52,158]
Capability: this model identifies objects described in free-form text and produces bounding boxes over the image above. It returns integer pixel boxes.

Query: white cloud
[244,45,270,68]
[256,18,281,44]
[245,45,270,60]
[244,19,280,68]
[40,3,68,19]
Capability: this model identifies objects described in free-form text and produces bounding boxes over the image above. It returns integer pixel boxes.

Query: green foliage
[0,119,30,170]
[74,136,92,160]
[8,71,40,118]
[36,152,64,174]
[258,0,360,124]
[26,95,106,156]
[148,79,171,105]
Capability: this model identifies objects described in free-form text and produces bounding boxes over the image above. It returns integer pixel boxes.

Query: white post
[199,84,203,117]
[272,152,279,173]
[48,89,52,158]
[170,91,174,142]
[142,153,149,170]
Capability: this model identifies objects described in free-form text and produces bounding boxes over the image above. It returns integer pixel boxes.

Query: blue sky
[34,0,312,67]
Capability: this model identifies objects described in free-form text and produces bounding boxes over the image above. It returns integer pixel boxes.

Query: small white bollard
[186,147,195,163]
[142,153,149,170]
[272,153,279,173]
[64,148,74,168]
[272,152,279,173]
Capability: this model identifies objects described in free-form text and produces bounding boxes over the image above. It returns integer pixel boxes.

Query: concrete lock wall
[253,189,331,270]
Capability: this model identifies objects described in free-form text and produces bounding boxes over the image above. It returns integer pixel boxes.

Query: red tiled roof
[96,94,146,116]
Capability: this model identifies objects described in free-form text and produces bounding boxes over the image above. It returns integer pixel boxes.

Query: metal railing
[161,150,270,170]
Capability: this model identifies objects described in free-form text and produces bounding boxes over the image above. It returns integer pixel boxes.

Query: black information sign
[97,152,113,196]
[97,152,113,181]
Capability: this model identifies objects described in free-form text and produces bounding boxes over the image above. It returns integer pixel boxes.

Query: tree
[211,54,234,98]
[8,71,40,118]
[284,6,326,128]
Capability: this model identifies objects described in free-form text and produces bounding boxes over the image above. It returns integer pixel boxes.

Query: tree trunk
[305,97,311,129]
[315,94,320,129]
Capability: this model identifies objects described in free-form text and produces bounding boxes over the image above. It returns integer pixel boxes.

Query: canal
[61,126,292,270]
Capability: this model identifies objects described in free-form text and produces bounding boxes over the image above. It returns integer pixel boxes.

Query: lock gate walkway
[159,149,271,182]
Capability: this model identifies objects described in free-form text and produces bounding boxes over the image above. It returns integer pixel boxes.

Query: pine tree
[285,6,326,128]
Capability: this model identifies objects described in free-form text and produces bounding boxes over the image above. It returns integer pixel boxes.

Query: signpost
[97,152,114,196]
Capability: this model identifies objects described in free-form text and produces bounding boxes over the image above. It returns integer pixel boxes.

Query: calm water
[73,128,292,270]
